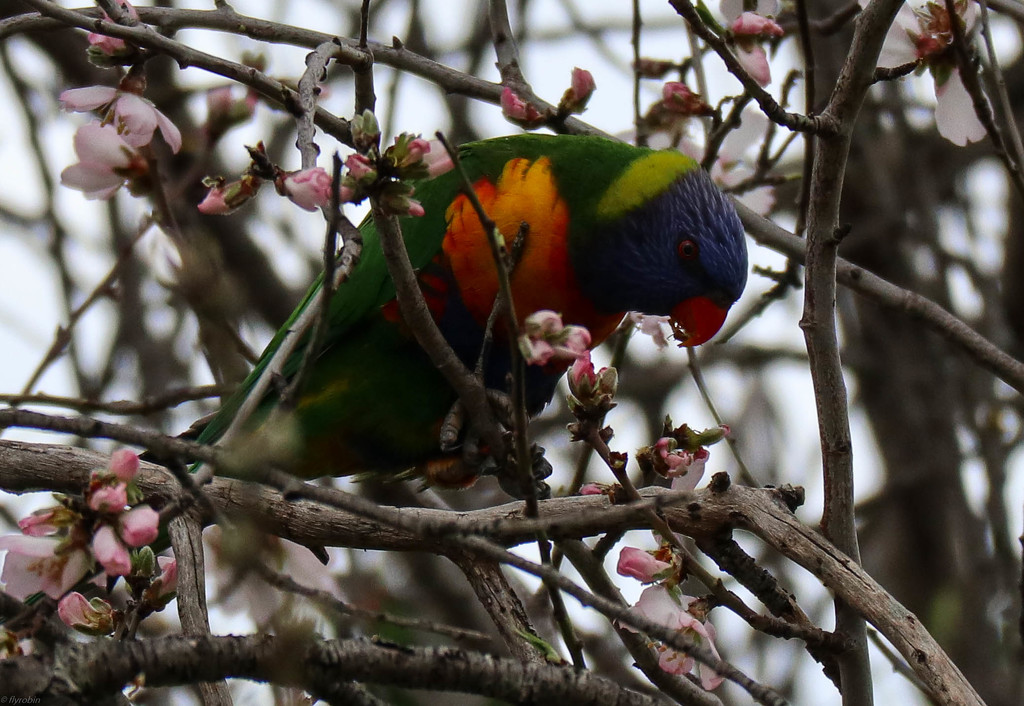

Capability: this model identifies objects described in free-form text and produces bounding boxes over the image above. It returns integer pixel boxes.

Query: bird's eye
[677,239,699,261]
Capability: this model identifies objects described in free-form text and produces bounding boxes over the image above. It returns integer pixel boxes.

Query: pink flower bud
[524,310,564,336]
[345,153,376,180]
[501,87,529,120]
[569,354,598,391]
[579,483,607,496]
[661,83,713,117]
[88,483,128,513]
[422,141,455,177]
[109,449,139,481]
[561,325,591,357]
[500,87,544,126]
[617,547,672,583]
[279,167,333,211]
[118,505,160,547]
[198,186,232,215]
[17,509,60,537]
[730,12,785,38]
[154,556,178,598]
[198,175,262,215]
[734,43,772,87]
[58,592,115,635]
[570,68,596,104]
[406,199,426,217]
[558,68,596,115]
[406,138,431,163]
[92,524,131,576]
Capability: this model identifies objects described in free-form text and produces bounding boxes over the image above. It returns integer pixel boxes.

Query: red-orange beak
[670,296,730,347]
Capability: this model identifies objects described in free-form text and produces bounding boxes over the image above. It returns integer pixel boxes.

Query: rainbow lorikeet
[198,134,747,487]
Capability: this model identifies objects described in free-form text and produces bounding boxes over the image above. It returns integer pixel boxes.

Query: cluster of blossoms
[566,351,619,421]
[636,420,730,491]
[59,76,182,200]
[616,543,724,689]
[500,67,595,128]
[199,111,452,218]
[0,451,175,635]
[337,114,454,215]
[639,0,782,109]
[518,310,592,368]
[868,0,985,145]
[84,0,140,66]
[721,0,785,87]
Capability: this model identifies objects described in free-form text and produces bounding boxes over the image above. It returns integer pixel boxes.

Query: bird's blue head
[572,152,748,345]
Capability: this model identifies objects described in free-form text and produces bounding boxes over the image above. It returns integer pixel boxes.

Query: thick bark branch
[0,440,985,706]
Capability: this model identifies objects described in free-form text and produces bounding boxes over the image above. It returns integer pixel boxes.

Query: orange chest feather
[441,157,622,344]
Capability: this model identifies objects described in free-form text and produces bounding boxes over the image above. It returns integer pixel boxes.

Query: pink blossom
[567,351,618,406]
[654,439,710,491]
[345,153,376,180]
[92,524,131,576]
[118,505,160,547]
[734,43,772,87]
[630,585,724,690]
[58,592,114,635]
[88,33,127,57]
[617,547,672,583]
[198,175,262,215]
[519,311,592,367]
[500,87,544,126]
[60,87,182,153]
[86,1,138,56]
[0,535,92,599]
[524,310,564,336]
[112,92,182,152]
[406,199,426,217]
[579,483,607,496]
[731,12,784,37]
[630,313,672,348]
[279,167,333,211]
[422,141,455,177]
[108,449,139,481]
[660,82,712,117]
[558,67,596,114]
[569,353,598,390]
[198,186,233,215]
[88,483,128,513]
[60,122,141,200]
[59,85,118,112]
[570,68,596,104]
[154,556,177,598]
[406,138,431,163]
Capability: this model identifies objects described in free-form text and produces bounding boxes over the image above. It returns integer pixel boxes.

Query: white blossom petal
[934,70,986,146]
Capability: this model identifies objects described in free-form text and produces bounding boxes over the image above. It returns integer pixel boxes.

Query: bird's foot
[494,442,552,500]
[439,390,514,453]
[438,392,549,499]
